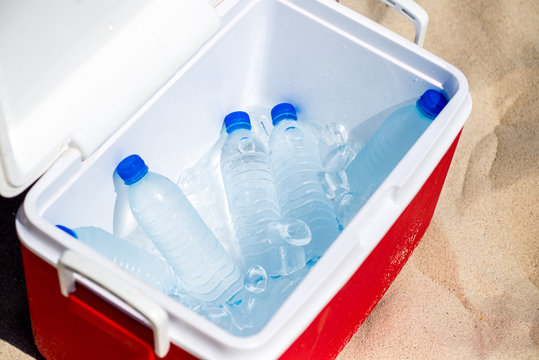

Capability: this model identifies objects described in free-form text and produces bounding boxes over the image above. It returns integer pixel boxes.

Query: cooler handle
[57,250,170,358]
[337,0,429,47]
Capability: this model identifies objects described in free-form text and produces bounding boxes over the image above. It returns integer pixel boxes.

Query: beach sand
[1,0,537,359]
[337,0,538,358]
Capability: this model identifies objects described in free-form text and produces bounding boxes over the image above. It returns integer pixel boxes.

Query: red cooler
[0,0,472,359]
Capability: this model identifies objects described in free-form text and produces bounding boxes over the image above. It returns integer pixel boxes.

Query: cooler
[0,0,472,359]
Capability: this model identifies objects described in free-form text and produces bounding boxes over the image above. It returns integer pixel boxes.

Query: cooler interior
[40,0,459,231]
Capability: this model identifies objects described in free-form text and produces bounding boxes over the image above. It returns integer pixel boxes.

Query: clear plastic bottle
[269,103,341,265]
[342,89,449,223]
[220,111,305,276]
[112,170,163,258]
[112,170,138,238]
[56,225,179,295]
[115,154,243,305]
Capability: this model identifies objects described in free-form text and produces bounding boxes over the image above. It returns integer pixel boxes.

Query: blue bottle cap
[116,154,149,185]
[271,103,297,125]
[417,89,448,119]
[224,111,252,133]
[56,225,78,239]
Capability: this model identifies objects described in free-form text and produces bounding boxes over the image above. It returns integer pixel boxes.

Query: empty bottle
[56,225,178,295]
[342,89,449,223]
[269,103,341,265]
[316,122,357,172]
[115,154,243,305]
[220,111,306,277]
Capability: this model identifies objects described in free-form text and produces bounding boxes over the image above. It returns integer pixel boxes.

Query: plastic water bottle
[112,170,138,238]
[56,225,179,295]
[269,103,341,264]
[342,89,449,223]
[115,154,243,305]
[315,122,357,172]
[177,165,243,266]
[220,111,306,277]
[112,170,163,258]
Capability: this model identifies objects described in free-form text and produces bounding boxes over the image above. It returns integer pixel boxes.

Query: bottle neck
[126,169,149,186]
[414,103,436,121]
[226,123,251,134]
[274,117,297,127]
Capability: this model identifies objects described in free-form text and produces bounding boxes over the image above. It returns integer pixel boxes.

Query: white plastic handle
[376,0,428,46]
[57,250,170,358]
[335,0,429,46]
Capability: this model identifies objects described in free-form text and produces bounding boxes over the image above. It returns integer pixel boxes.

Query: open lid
[0,0,221,197]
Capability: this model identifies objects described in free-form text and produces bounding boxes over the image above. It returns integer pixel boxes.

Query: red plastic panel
[21,134,460,360]
[21,246,196,360]
[280,132,461,360]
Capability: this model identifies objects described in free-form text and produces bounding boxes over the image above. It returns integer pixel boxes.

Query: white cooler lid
[0,0,220,197]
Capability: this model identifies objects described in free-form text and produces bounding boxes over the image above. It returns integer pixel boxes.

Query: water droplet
[244,266,268,294]
[108,22,115,31]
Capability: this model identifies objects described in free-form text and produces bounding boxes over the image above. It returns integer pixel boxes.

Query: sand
[337,0,539,359]
[1,0,537,359]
